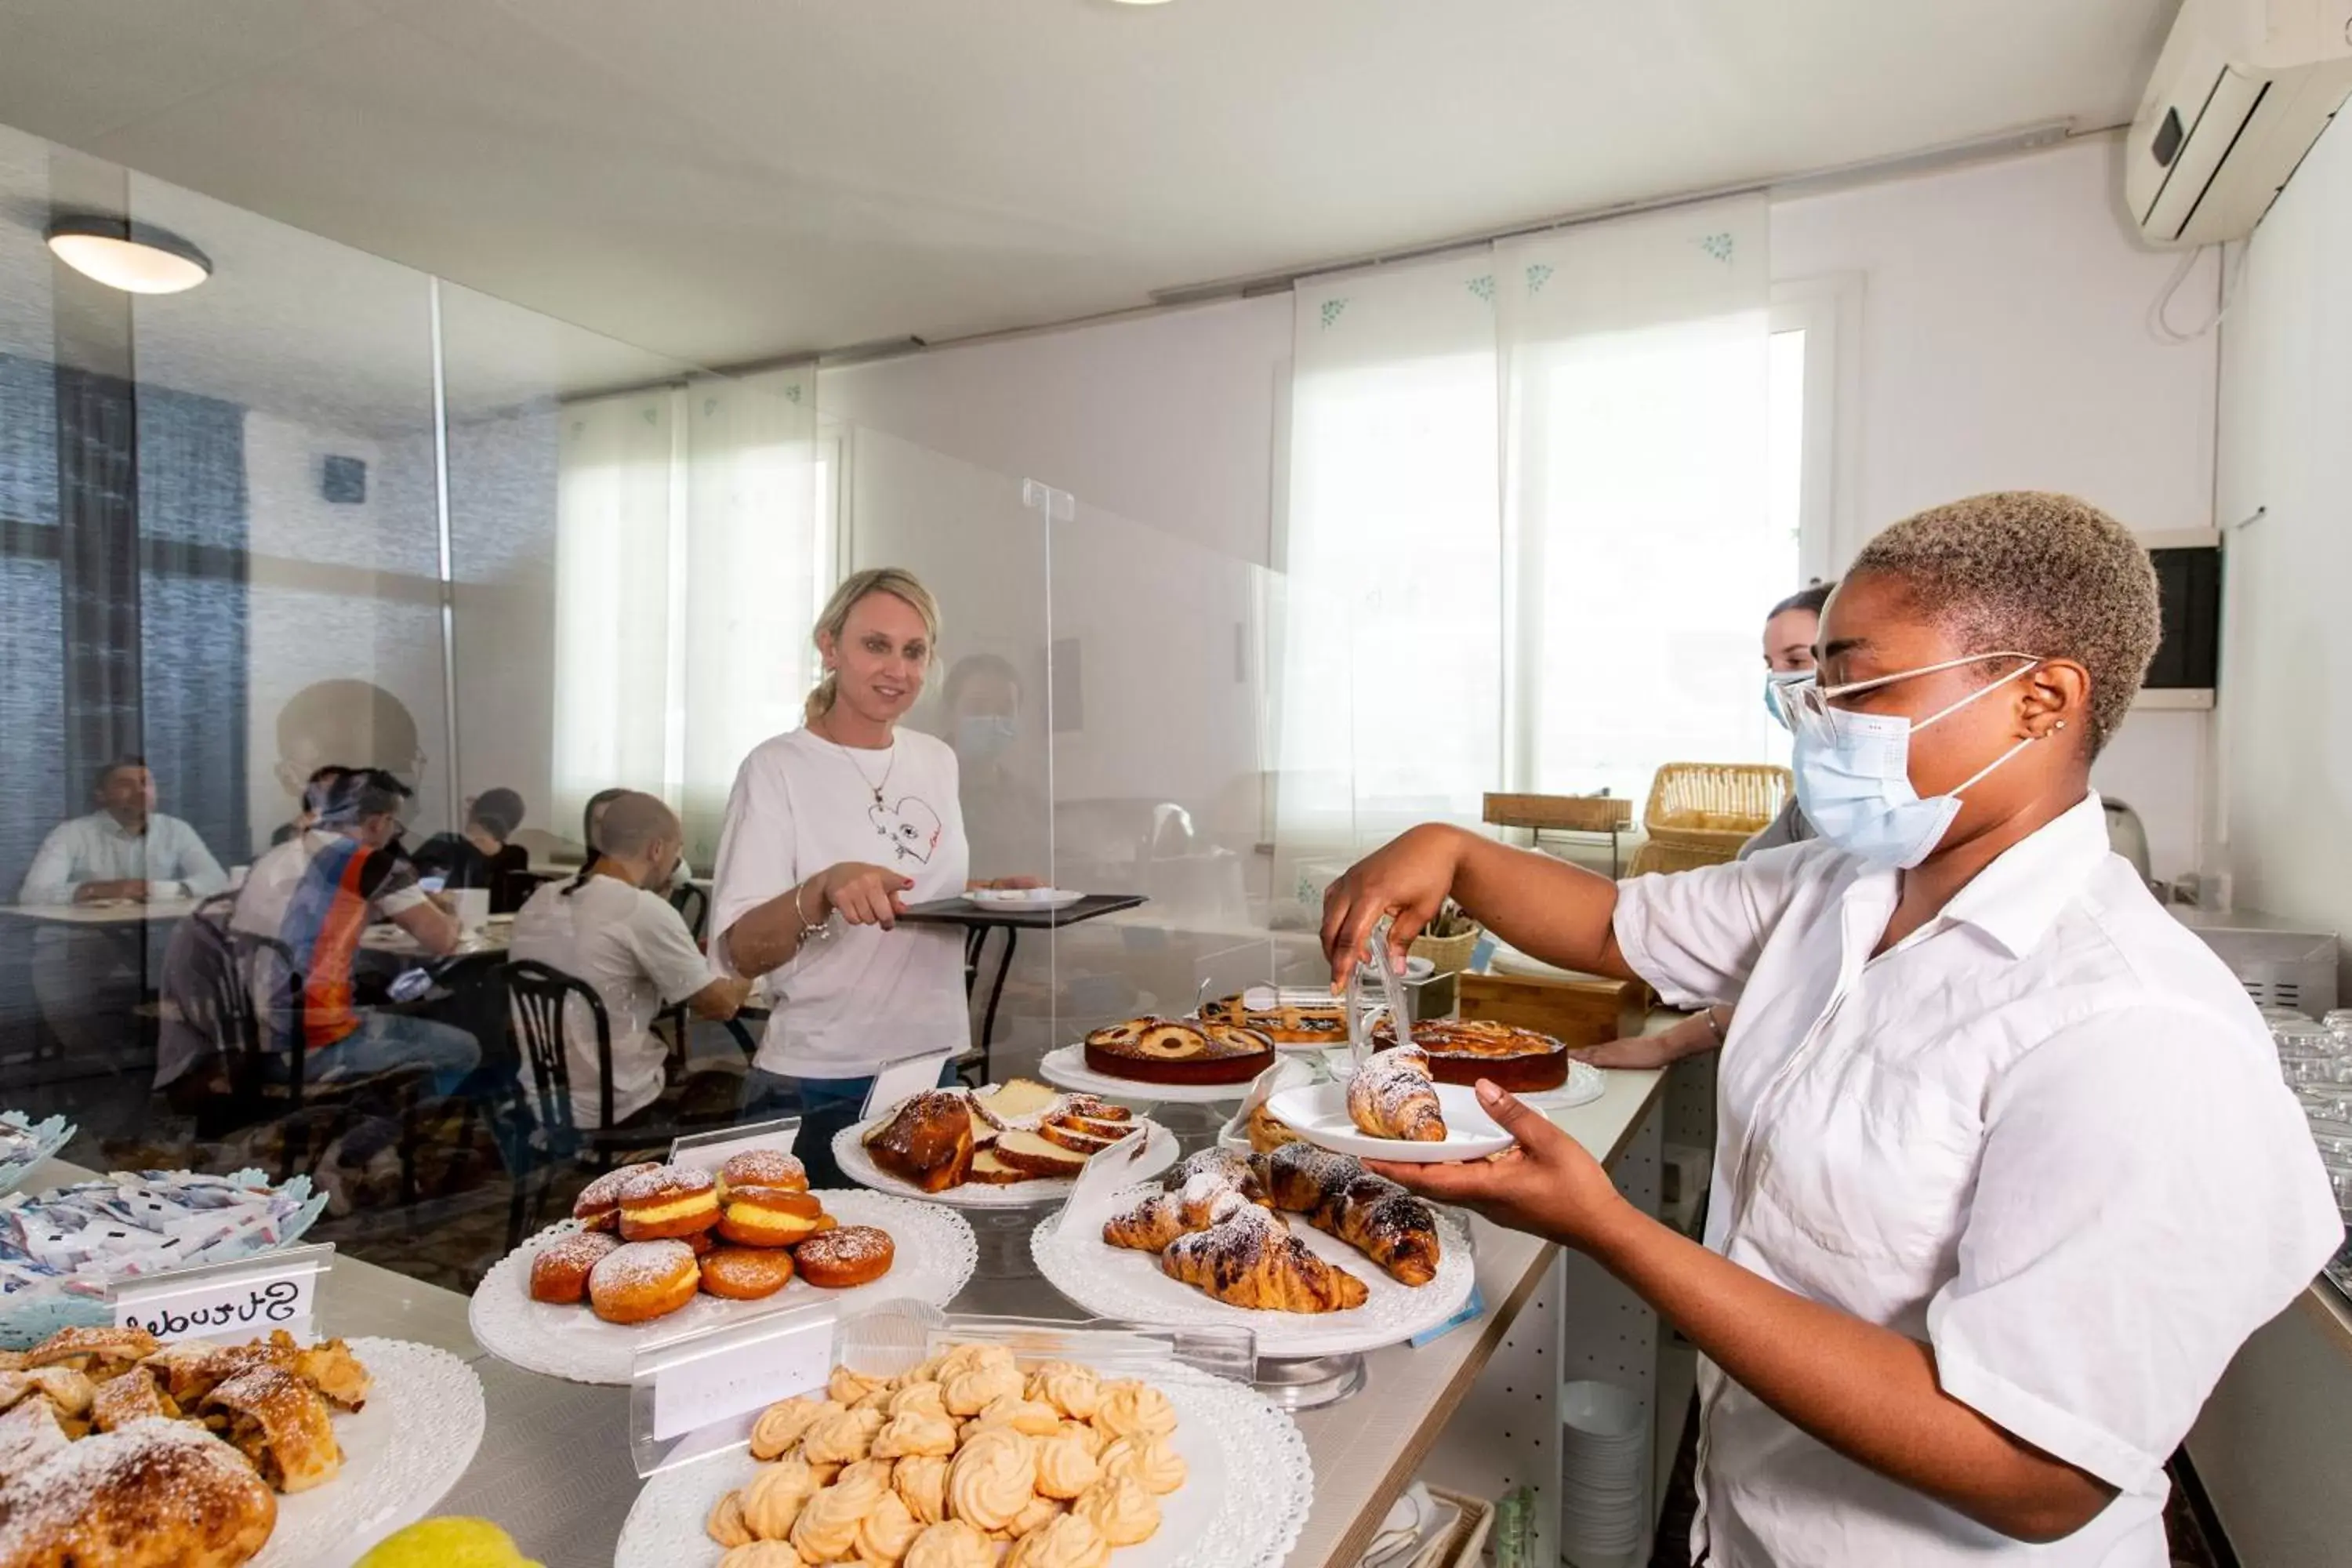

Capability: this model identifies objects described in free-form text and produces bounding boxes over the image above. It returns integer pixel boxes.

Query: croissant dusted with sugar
[1157,1203,1370,1313]
[1347,1046,1447,1142]
[1254,1142,1443,1286]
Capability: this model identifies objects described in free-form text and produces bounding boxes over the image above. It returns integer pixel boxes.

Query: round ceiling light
[44,216,212,294]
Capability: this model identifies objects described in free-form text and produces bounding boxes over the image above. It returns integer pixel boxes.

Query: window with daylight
[1276,197,1838,851]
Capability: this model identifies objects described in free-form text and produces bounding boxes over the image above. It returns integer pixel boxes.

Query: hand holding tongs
[1345,917,1414,1073]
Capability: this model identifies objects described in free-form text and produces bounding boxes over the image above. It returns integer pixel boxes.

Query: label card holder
[670,1115,803,1177]
[1059,1127,1155,1236]
[110,1242,335,1345]
[861,1049,953,1122]
[630,1299,840,1475]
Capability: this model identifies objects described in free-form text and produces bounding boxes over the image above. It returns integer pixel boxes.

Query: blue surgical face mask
[1788,655,2043,869]
[954,714,1016,763]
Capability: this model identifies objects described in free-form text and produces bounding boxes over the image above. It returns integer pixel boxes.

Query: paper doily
[613,1363,1312,1568]
[257,1337,486,1568]
[833,1116,1181,1208]
[468,1189,977,1385]
[1033,1181,1477,1359]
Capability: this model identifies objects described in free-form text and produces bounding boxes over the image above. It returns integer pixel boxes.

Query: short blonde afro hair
[1846,492,2159,752]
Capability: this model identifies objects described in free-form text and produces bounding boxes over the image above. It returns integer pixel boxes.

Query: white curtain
[1274,195,1777,862]
[1499,198,1776,801]
[553,367,821,862]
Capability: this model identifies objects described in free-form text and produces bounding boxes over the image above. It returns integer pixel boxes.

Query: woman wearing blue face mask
[1323,492,2336,1568]
[942,653,1049,887]
[1570,580,1835,1071]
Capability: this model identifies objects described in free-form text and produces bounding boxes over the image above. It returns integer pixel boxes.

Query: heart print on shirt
[869,795,943,864]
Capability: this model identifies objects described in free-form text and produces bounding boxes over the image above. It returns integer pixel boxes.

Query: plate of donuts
[467,1158,976,1385]
[613,1345,1313,1568]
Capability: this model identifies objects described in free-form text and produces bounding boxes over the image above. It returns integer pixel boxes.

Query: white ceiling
[0,0,2176,368]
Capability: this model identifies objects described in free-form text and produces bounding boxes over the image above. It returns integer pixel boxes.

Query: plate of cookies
[0,1325,484,1568]
[614,1342,1313,1568]
[1031,1147,1477,1359]
[466,1153,977,1385]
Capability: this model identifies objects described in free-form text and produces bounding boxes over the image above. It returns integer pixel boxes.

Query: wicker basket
[1641,762,1792,852]
[1408,927,1482,977]
[1406,1486,1495,1568]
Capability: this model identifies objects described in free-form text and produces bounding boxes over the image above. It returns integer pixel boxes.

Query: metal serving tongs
[1344,916,1415,1075]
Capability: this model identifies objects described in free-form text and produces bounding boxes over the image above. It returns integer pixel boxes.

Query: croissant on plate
[1156,1203,1369,1313]
[1346,1047,1447,1142]
[1253,1142,1442,1287]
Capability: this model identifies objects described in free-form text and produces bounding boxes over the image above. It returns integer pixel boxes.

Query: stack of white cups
[1558,1380,1649,1565]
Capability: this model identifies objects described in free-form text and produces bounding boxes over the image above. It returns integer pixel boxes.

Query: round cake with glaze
[1374,1018,1569,1091]
[1082,1017,1274,1086]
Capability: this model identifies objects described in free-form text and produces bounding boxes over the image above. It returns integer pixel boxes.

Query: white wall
[2180,102,2352,1568]
[819,136,2223,881]
[1773,134,2221,882]
[821,296,1293,566]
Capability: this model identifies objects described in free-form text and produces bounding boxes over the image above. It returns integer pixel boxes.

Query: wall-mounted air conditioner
[2125,0,2352,246]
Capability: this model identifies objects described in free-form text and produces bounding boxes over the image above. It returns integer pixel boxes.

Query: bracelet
[1700,1007,1727,1044]
[793,878,833,947]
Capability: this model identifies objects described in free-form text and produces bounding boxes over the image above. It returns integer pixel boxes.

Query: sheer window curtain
[552,368,820,862]
[1274,196,1775,872]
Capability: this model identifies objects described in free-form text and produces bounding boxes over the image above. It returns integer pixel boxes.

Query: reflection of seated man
[270,765,350,848]
[231,768,477,1096]
[266,679,426,848]
[509,792,747,1130]
[18,757,229,1059]
[942,654,1050,884]
[18,757,227,908]
[412,788,532,914]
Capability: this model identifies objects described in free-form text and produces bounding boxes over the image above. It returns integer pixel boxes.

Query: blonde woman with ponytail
[705,568,980,1181]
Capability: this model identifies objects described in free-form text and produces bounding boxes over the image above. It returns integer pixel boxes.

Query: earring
[2054,720,2067,730]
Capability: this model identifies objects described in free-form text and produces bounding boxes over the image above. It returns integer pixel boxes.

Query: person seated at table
[17,757,227,906]
[15,757,229,1061]
[510,791,749,1131]
[412,787,532,914]
[270,764,350,848]
[233,768,477,1096]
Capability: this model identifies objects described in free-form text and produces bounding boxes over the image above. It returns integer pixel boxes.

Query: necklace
[815,711,895,807]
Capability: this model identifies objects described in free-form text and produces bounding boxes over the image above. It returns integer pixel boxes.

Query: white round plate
[256,1337,486,1568]
[1032,1181,1477,1358]
[966,887,1085,908]
[834,1116,1180,1208]
[614,1364,1312,1568]
[1516,1058,1609,1111]
[467,1190,976,1385]
[1264,1081,1514,1163]
[1038,1044,1257,1105]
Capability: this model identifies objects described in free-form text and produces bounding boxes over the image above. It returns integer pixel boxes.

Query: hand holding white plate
[1263,1081,1515,1163]
[967,885,1085,909]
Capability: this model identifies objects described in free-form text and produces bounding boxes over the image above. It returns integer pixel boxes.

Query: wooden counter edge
[1305,1065,1671,1568]
[2297,1276,2352,1360]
